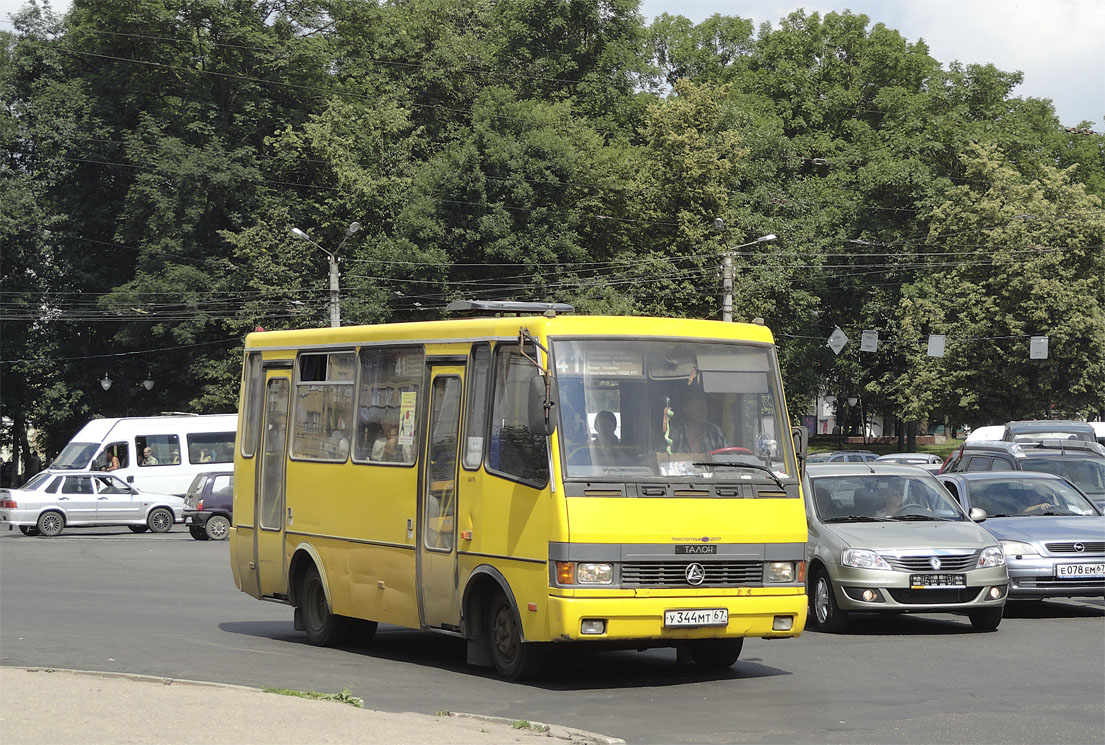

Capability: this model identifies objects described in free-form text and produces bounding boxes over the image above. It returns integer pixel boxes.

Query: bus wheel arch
[461,567,517,667]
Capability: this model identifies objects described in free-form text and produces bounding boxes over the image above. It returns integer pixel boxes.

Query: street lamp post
[714,222,776,322]
[292,222,362,327]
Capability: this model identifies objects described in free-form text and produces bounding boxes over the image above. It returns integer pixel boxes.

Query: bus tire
[299,565,350,647]
[147,507,174,533]
[686,638,744,669]
[37,511,64,537]
[487,590,546,680]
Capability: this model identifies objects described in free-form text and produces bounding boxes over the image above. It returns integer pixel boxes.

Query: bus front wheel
[685,638,744,669]
[487,590,546,680]
[299,565,350,647]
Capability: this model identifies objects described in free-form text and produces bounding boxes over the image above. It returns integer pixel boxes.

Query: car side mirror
[528,374,558,437]
[969,507,987,522]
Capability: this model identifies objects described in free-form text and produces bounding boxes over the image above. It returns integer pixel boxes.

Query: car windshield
[1013,431,1094,443]
[552,339,795,482]
[49,442,99,470]
[811,474,966,521]
[1022,457,1105,498]
[970,478,1100,516]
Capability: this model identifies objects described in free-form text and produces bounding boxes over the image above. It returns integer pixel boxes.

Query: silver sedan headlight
[977,546,1006,567]
[1000,540,1039,557]
[842,548,892,570]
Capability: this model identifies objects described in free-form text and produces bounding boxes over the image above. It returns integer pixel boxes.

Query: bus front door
[419,368,463,628]
[256,375,290,598]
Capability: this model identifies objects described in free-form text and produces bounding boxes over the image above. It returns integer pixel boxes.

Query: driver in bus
[670,391,725,453]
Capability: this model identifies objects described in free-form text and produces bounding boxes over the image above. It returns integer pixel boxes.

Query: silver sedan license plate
[664,608,728,628]
[1056,563,1105,578]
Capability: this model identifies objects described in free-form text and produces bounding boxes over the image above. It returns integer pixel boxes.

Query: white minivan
[47,414,237,495]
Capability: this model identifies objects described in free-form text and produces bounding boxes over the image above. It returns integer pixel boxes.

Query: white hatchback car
[0,471,184,537]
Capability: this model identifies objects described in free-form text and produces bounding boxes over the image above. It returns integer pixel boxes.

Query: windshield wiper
[823,515,879,523]
[693,461,787,490]
[887,514,941,521]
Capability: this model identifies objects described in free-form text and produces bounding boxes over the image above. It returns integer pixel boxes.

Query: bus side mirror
[528,375,558,437]
[791,425,808,467]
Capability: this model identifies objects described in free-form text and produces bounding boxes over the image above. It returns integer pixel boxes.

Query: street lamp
[100,373,112,391]
[714,219,777,322]
[291,222,362,327]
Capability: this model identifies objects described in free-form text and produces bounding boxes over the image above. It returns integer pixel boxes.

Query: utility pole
[712,218,777,322]
[291,222,361,327]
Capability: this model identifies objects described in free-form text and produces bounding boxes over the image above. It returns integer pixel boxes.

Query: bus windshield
[553,339,795,481]
[49,442,99,470]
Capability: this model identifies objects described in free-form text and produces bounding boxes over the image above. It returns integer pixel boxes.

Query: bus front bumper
[546,591,807,642]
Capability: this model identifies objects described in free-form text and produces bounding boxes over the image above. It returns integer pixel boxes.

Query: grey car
[805,464,1008,632]
[937,471,1105,599]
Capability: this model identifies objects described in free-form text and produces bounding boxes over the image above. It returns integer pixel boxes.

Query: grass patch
[263,687,363,708]
[511,720,550,732]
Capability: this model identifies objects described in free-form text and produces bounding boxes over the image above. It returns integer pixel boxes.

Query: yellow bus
[230,301,808,679]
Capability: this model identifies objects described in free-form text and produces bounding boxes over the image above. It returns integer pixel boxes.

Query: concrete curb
[448,712,627,745]
[15,667,626,745]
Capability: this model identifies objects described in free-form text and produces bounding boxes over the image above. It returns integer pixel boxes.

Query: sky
[1,0,1101,129]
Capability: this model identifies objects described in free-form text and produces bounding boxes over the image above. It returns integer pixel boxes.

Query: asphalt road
[2,526,1102,744]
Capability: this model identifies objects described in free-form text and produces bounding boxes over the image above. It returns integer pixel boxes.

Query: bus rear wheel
[487,590,546,680]
[299,565,350,647]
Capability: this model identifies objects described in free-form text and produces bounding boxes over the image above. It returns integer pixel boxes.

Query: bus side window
[463,343,491,470]
[487,342,549,487]
[355,346,423,465]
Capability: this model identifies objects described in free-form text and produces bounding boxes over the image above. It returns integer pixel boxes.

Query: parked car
[1092,422,1105,447]
[183,471,233,541]
[0,471,184,537]
[941,440,1105,510]
[807,450,879,464]
[805,464,1008,632]
[875,453,944,472]
[1003,420,1100,446]
[936,471,1105,599]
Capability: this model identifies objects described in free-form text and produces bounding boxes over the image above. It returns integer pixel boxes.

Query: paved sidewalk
[0,667,623,745]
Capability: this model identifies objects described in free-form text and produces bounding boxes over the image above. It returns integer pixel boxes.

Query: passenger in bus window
[141,447,159,466]
[371,421,405,462]
[669,391,725,454]
[593,410,623,464]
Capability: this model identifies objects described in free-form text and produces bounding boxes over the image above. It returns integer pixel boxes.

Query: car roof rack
[445,300,575,317]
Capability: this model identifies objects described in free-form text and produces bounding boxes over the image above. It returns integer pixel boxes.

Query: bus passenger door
[256,375,291,598]
[419,368,463,628]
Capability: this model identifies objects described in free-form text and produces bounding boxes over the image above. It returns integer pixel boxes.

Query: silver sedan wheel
[814,576,832,625]
[147,507,174,533]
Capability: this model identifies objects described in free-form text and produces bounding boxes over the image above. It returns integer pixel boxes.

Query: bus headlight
[576,563,613,584]
[767,562,795,583]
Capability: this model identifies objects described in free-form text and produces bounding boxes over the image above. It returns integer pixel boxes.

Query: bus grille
[883,553,979,572]
[621,562,762,587]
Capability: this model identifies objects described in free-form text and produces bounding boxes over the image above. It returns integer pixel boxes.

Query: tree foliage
[2,1,1102,480]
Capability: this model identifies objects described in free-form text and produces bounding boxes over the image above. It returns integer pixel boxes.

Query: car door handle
[58,497,70,501]
[98,496,110,500]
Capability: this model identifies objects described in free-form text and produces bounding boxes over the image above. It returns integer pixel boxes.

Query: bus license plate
[664,609,728,628]
[1056,563,1105,578]
[909,574,966,588]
